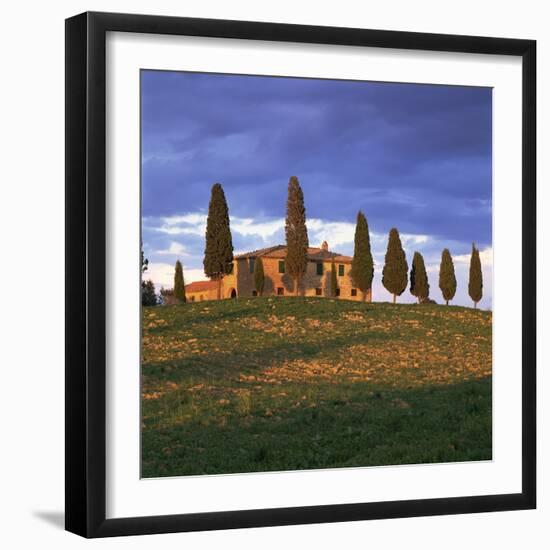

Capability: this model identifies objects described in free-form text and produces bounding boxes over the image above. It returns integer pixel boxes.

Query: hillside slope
[141,298,492,477]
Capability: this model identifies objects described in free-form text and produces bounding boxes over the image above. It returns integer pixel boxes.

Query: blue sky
[141,70,492,308]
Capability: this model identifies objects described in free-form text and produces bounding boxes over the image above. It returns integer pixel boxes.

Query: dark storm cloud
[141,70,492,248]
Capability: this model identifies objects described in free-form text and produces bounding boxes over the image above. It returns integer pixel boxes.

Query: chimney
[321,241,329,251]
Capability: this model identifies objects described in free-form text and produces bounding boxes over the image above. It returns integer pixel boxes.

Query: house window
[277,287,284,295]
[315,288,322,296]
[228,262,234,274]
[338,264,345,276]
[252,290,258,297]
[351,288,357,297]
[336,289,340,297]
[249,258,255,273]
[316,262,323,276]
[190,296,195,302]
[278,260,285,274]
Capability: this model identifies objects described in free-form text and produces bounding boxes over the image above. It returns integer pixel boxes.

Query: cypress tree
[203,183,234,299]
[410,251,429,303]
[468,243,483,308]
[350,210,374,302]
[439,248,457,305]
[254,256,265,296]
[330,258,338,297]
[174,260,186,303]
[285,176,309,295]
[382,228,408,303]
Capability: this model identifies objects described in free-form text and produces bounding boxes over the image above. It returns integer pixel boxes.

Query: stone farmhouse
[185,241,372,302]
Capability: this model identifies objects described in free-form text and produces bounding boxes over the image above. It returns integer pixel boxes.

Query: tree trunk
[392,293,396,304]
[474,301,477,309]
[446,299,449,306]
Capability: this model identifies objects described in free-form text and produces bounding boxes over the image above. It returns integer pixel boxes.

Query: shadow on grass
[142,376,492,478]
[142,326,399,381]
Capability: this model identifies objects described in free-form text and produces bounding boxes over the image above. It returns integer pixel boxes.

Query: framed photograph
[65,11,536,538]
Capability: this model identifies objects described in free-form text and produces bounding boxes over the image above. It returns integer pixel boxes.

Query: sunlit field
[141,298,492,478]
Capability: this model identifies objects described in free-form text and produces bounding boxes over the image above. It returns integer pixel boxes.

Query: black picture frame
[65,11,536,538]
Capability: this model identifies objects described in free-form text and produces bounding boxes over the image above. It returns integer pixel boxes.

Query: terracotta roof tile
[235,244,352,263]
[234,245,285,259]
[185,280,218,292]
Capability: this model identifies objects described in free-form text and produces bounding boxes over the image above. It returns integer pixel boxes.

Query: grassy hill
[141,297,492,477]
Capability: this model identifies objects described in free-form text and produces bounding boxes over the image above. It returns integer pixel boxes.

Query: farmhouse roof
[235,244,353,264]
[185,280,218,293]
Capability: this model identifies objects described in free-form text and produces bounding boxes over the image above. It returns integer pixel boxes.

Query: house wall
[186,287,219,302]
[221,262,240,299]
[223,257,372,302]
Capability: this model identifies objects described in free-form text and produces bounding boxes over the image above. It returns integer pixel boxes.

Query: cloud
[307,219,354,248]
[143,262,175,290]
[151,214,284,241]
[146,213,207,236]
[147,212,432,255]
[155,241,189,256]
[144,262,206,291]
[453,246,493,267]
[230,217,284,240]
[162,213,207,225]
[152,224,205,236]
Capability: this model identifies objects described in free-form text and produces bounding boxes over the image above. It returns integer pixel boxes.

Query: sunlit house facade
[185,241,372,302]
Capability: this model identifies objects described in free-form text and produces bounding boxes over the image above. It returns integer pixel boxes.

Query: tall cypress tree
[285,176,309,295]
[203,183,234,299]
[410,251,429,303]
[330,258,338,297]
[439,248,457,305]
[468,243,483,308]
[350,211,374,302]
[382,228,408,304]
[254,256,265,296]
[174,260,186,303]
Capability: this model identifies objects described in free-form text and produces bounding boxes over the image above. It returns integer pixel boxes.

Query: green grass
[141,297,492,477]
